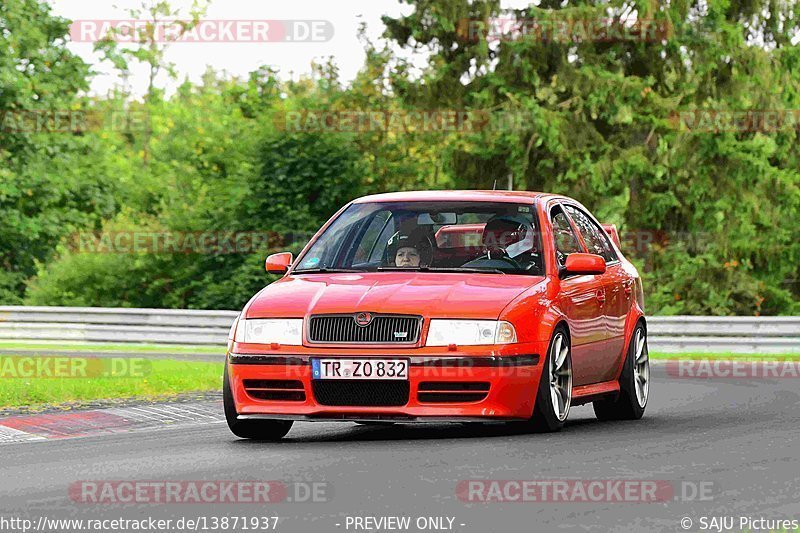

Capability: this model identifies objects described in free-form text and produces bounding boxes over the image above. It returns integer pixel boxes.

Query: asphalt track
[2,364,800,533]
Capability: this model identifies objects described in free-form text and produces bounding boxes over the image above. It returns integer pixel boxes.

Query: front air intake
[312,380,410,406]
[308,314,422,344]
[243,379,305,401]
[417,381,490,403]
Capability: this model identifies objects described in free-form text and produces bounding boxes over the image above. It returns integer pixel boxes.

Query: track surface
[2,365,800,533]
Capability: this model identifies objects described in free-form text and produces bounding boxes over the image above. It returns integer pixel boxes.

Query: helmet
[386,225,434,267]
[481,215,534,259]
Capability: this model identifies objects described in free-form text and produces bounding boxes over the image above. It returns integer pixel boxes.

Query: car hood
[244,272,545,320]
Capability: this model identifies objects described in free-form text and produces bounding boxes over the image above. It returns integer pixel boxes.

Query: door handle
[596,290,606,303]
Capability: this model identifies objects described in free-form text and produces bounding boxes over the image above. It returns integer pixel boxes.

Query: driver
[483,215,533,257]
[386,227,434,268]
[463,214,538,271]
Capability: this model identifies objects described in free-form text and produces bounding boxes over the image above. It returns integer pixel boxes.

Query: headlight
[426,320,517,346]
[234,318,303,345]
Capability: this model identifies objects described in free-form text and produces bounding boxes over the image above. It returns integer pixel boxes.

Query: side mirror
[265,252,293,274]
[564,253,606,276]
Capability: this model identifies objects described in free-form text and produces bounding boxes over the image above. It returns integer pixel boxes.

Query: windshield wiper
[376,266,507,275]
[293,267,364,274]
[426,267,508,275]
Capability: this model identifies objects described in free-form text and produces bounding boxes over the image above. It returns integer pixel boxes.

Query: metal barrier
[647,316,800,353]
[0,307,237,346]
[0,307,798,353]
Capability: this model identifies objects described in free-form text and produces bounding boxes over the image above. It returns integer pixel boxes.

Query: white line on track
[0,425,47,443]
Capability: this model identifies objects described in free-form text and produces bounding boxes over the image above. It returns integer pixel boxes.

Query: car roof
[352,190,571,205]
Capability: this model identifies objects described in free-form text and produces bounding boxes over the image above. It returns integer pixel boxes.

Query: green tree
[27,70,370,310]
[93,0,209,163]
[382,0,800,314]
[0,0,119,303]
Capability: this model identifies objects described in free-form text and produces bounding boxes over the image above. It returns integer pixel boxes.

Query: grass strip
[0,359,223,409]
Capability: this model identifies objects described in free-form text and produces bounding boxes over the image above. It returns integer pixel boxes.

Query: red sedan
[223,191,649,439]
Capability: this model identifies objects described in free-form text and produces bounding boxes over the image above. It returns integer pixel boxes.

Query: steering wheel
[487,248,522,270]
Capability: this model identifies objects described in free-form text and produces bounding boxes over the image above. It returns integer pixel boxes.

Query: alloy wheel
[632,328,650,408]
[549,332,572,421]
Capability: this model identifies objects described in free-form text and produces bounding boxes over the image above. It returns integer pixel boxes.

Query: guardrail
[0,307,237,346]
[647,316,800,353]
[0,306,798,353]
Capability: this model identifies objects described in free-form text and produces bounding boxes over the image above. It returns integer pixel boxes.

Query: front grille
[308,314,421,344]
[243,379,305,401]
[418,381,490,403]
[312,380,410,406]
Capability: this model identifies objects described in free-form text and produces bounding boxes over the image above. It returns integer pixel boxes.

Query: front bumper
[227,343,546,420]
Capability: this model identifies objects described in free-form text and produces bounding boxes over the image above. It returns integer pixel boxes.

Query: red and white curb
[0,425,47,443]
[0,401,223,445]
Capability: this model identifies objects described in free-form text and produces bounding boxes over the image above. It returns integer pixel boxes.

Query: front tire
[593,322,649,421]
[223,364,293,440]
[525,327,572,432]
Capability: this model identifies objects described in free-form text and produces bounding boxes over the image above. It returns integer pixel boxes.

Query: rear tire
[524,327,572,432]
[223,364,293,440]
[593,322,649,421]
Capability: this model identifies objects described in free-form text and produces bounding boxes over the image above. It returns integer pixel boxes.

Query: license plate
[311,358,408,380]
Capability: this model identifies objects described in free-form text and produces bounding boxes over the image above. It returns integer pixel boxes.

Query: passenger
[395,244,421,267]
[386,227,434,268]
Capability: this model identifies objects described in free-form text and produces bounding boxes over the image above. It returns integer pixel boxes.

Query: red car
[223,191,649,439]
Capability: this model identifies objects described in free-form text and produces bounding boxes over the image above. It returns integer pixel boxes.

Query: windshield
[293,201,544,275]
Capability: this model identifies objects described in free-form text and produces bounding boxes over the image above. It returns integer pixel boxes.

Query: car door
[550,204,607,386]
[563,204,627,381]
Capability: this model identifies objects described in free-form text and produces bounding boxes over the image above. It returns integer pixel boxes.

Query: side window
[303,225,348,269]
[563,205,618,263]
[352,211,391,266]
[551,206,583,267]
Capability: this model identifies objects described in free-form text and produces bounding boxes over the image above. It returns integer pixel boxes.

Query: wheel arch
[612,313,647,381]
[552,319,571,341]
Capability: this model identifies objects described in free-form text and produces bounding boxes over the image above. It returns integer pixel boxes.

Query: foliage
[0,0,120,302]
[4,0,800,314]
[26,70,371,309]
[380,0,800,315]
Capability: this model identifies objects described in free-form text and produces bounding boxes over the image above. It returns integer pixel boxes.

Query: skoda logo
[354,312,372,327]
